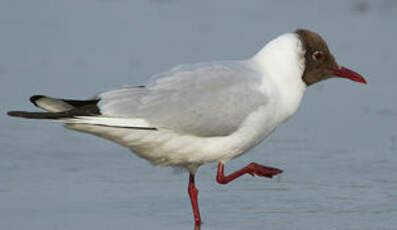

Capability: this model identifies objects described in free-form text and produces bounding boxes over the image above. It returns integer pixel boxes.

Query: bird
[8,29,366,226]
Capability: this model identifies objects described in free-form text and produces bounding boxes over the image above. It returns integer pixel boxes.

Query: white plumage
[62,33,307,173]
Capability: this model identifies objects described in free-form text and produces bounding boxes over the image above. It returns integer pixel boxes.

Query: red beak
[333,66,367,84]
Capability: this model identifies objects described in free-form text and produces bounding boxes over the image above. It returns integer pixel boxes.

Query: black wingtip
[30,95,46,106]
[7,111,16,117]
[7,111,30,118]
[7,110,64,119]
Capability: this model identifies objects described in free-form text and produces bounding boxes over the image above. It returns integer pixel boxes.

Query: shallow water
[1,0,397,229]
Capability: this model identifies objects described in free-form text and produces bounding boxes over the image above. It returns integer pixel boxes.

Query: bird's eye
[312,51,324,62]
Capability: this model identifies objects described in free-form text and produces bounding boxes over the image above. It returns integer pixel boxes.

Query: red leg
[216,162,283,184]
[188,173,201,226]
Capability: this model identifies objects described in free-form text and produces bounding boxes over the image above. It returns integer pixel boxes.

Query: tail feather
[8,95,157,130]
[8,105,100,119]
[30,95,99,112]
[8,95,101,120]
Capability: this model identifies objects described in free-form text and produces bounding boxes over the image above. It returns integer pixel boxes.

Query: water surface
[1,0,396,229]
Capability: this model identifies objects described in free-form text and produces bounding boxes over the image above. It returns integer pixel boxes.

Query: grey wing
[98,61,268,137]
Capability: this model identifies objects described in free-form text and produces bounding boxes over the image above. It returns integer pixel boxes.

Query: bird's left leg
[216,162,282,184]
[188,173,201,226]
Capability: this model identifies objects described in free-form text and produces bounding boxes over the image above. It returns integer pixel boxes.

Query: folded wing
[98,61,268,137]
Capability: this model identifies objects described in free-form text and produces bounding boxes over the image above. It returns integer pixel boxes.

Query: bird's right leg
[216,162,282,184]
[188,173,201,226]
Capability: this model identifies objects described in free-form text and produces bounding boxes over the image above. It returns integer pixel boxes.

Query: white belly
[66,103,282,172]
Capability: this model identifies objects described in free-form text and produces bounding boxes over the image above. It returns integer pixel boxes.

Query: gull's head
[254,29,366,87]
[295,29,366,86]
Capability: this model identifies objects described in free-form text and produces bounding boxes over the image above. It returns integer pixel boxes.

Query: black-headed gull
[8,29,366,226]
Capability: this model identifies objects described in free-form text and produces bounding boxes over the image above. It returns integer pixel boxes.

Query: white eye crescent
[312,51,324,62]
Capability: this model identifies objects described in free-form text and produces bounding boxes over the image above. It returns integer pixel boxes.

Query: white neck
[253,33,306,88]
[252,33,307,120]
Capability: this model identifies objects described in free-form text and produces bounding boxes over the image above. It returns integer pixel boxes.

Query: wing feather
[98,61,268,137]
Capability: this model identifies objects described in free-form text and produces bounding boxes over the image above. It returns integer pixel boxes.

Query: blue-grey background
[1,0,396,229]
